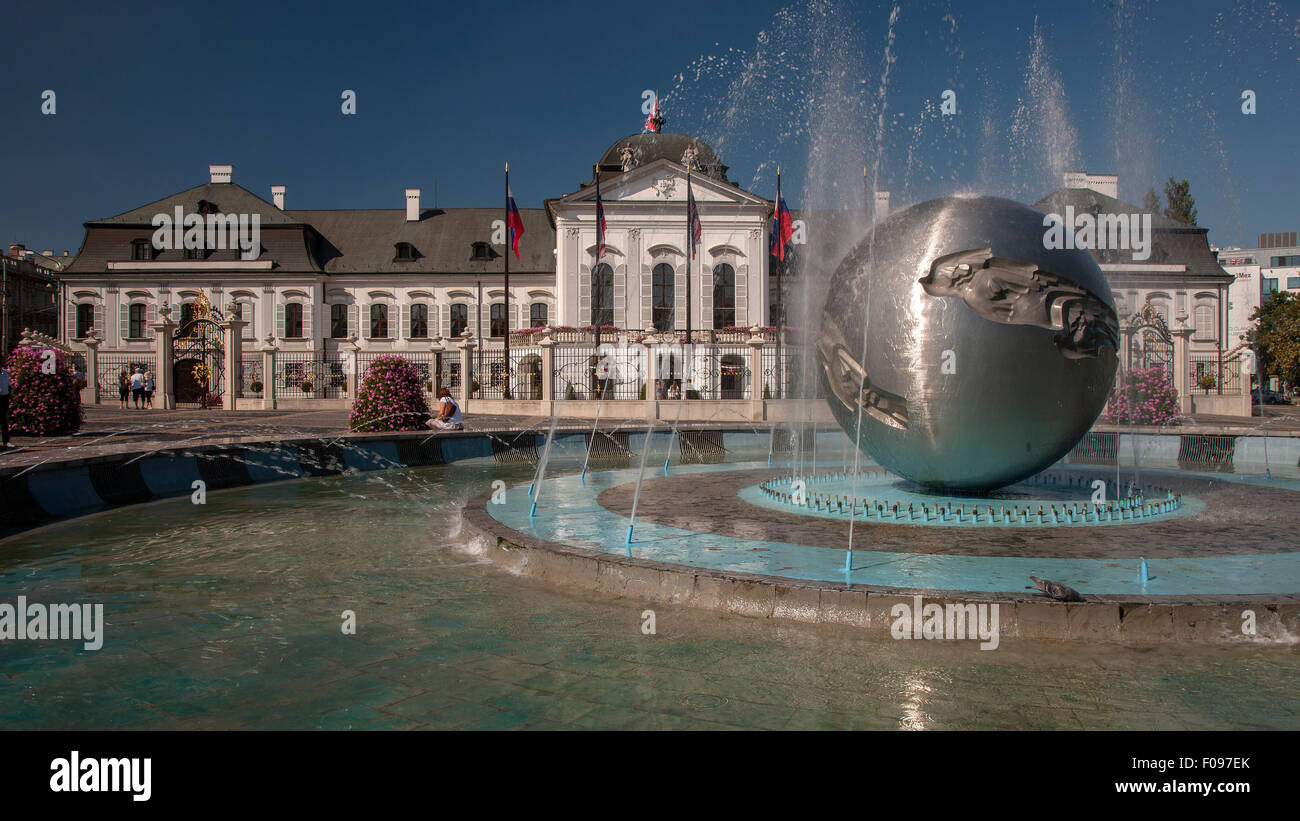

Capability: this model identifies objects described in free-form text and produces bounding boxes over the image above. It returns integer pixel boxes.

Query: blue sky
[2,0,1295,253]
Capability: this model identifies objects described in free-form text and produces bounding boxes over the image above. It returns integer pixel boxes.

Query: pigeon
[1026,575,1084,602]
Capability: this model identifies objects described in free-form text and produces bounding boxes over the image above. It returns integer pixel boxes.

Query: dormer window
[394,242,416,261]
[186,247,207,260]
[196,199,219,216]
[471,242,491,261]
[132,240,154,261]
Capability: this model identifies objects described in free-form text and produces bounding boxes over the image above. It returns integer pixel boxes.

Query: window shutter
[641,268,652,329]
[65,303,78,341]
[440,304,450,339]
[348,303,358,338]
[401,303,410,339]
[276,302,285,340]
[675,264,686,329]
[302,302,312,341]
[93,302,104,340]
[146,303,158,339]
[513,303,522,336]
[735,265,748,327]
[120,303,129,342]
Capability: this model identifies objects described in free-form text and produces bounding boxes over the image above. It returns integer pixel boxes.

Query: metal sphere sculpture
[818,196,1119,491]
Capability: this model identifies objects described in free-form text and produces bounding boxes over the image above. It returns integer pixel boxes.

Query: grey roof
[286,208,555,275]
[90,182,300,226]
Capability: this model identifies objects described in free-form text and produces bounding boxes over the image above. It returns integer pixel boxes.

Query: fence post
[260,336,278,410]
[458,330,476,414]
[151,305,177,409]
[747,326,765,421]
[342,335,360,399]
[428,335,444,399]
[1172,320,1193,416]
[222,310,246,411]
[81,331,101,404]
[538,331,555,416]
[642,336,657,421]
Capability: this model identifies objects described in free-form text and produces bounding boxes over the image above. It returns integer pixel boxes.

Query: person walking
[0,364,11,449]
[118,370,130,409]
[130,369,145,409]
[144,371,155,408]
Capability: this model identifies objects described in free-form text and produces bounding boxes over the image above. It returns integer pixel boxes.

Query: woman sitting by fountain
[429,387,464,431]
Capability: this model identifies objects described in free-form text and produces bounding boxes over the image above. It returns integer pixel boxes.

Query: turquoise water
[0,461,1297,730]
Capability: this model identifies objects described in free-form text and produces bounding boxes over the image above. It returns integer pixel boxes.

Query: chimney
[406,188,421,222]
[9,243,24,257]
[209,164,233,184]
[40,250,52,256]
[874,191,891,220]
[271,185,286,210]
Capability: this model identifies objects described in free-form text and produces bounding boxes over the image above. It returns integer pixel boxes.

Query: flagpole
[593,163,602,396]
[503,162,511,399]
[686,167,692,347]
[775,166,784,400]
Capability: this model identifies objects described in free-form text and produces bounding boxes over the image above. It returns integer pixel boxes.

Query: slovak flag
[596,178,607,259]
[507,184,525,259]
[687,177,702,250]
[769,196,793,261]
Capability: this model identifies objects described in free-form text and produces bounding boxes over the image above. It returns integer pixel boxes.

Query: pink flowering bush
[1103,366,1180,426]
[4,346,83,435]
[348,355,430,432]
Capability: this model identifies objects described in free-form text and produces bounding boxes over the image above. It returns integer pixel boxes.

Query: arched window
[76,304,94,338]
[529,302,548,328]
[712,263,735,329]
[410,304,429,338]
[591,263,614,328]
[653,263,674,331]
[450,303,468,338]
[369,304,389,338]
[284,303,304,338]
[490,303,507,337]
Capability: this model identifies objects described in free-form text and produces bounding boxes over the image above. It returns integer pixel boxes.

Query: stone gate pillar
[341,335,360,399]
[260,335,278,410]
[222,312,247,410]
[1172,322,1194,416]
[81,331,102,404]
[458,330,476,414]
[538,330,555,410]
[151,305,177,409]
[747,326,766,421]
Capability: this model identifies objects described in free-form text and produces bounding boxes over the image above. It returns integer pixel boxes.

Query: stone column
[341,334,360,398]
[222,312,247,410]
[150,305,177,409]
[260,335,278,410]
[458,330,476,414]
[642,333,657,421]
[1172,321,1194,416]
[538,330,555,405]
[81,331,102,404]
[747,326,765,421]
[428,335,445,398]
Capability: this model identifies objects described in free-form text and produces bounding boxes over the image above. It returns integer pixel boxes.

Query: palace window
[370,304,389,338]
[76,304,94,338]
[490,303,507,338]
[330,304,348,338]
[131,240,153,261]
[450,303,468,338]
[712,263,736,329]
[284,303,304,338]
[529,302,548,328]
[471,242,491,261]
[410,304,429,338]
[591,263,613,328]
[185,247,207,260]
[180,302,197,335]
[1193,304,1215,340]
[394,242,416,261]
[652,263,674,331]
[129,303,147,338]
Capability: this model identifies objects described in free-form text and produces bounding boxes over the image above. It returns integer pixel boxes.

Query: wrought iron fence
[552,344,644,400]
[1189,354,1241,395]
[473,347,546,400]
[97,353,156,400]
[684,345,751,400]
[276,352,347,399]
[240,360,263,398]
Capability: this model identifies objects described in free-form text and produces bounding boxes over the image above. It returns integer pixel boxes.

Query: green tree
[1142,187,1161,213]
[1162,177,1198,225]
[1248,290,1300,386]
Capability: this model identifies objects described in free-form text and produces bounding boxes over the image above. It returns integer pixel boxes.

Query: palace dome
[598,133,729,181]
